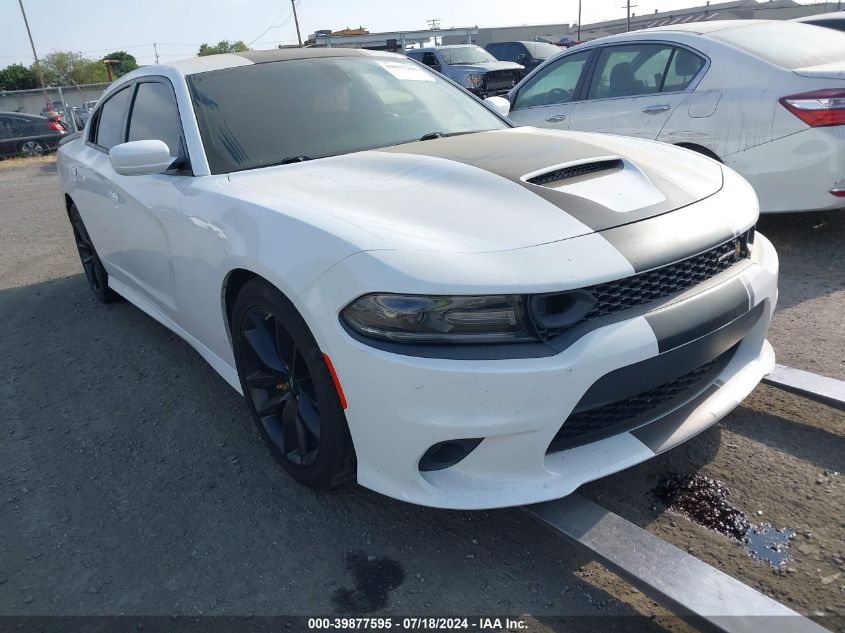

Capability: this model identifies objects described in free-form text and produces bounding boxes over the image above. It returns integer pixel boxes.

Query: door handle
[545,113,567,123]
[109,190,119,203]
[642,104,671,114]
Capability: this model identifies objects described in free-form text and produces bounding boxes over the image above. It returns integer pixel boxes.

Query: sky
[0,0,831,67]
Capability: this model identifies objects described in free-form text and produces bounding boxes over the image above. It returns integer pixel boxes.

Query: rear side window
[94,87,132,149]
[588,44,674,99]
[128,81,184,157]
[662,48,706,92]
[708,22,845,69]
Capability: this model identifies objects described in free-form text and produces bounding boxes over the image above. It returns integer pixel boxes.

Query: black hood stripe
[378,130,708,233]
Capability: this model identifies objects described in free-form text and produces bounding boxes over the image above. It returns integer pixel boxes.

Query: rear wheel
[20,141,45,157]
[232,279,355,489]
[69,203,119,303]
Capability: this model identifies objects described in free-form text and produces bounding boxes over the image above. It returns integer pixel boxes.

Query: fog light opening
[418,438,483,472]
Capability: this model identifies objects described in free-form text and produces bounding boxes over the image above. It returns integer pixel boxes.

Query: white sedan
[503,20,845,214]
[58,49,778,509]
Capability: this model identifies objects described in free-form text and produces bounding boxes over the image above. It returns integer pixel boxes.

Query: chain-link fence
[0,83,110,159]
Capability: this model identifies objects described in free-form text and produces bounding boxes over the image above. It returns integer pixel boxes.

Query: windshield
[439,46,497,65]
[708,22,845,69]
[187,56,507,174]
[524,42,561,59]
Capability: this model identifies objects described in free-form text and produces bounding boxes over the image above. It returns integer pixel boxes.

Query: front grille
[547,345,737,454]
[483,70,518,93]
[583,236,749,323]
[527,159,623,186]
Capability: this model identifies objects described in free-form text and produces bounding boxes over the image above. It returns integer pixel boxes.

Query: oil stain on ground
[332,551,406,613]
[655,473,795,567]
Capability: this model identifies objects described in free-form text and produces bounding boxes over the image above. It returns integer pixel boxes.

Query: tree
[40,51,108,88]
[198,40,249,56]
[0,63,38,91]
[100,51,138,77]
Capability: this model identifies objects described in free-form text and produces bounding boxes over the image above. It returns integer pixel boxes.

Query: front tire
[69,203,119,303]
[232,279,355,489]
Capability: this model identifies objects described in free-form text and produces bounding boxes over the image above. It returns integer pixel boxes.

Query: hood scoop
[523,156,667,213]
[526,158,623,187]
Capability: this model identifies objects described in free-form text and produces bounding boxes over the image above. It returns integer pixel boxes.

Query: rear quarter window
[708,22,845,69]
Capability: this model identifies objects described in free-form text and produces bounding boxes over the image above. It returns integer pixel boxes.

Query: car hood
[449,61,524,72]
[227,128,723,254]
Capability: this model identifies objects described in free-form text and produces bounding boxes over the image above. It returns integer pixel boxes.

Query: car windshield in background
[524,42,562,59]
[708,22,845,69]
[439,46,498,65]
[187,56,507,174]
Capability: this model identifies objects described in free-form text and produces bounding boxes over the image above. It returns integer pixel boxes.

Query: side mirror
[109,140,175,176]
[484,96,511,117]
[516,53,527,63]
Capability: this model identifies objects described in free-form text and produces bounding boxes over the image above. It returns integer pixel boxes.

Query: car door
[507,48,594,129]
[104,78,190,316]
[71,85,135,265]
[567,42,705,139]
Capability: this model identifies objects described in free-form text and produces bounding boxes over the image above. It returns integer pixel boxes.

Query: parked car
[406,45,523,97]
[0,112,67,158]
[503,20,845,213]
[794,11,845,33]
[486,40,562,74]
[58,49,777,509]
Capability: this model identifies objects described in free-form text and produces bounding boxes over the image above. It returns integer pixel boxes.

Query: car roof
[636,18,776,35]
[795,11,845,23]
[164,47,396,76]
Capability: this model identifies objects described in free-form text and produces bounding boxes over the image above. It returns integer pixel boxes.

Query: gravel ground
[1,160,843,631]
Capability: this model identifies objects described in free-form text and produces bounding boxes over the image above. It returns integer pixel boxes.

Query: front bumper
[296,230,777,509]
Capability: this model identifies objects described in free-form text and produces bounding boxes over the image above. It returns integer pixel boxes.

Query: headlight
[341,294,535,344]
[464,73,484,89]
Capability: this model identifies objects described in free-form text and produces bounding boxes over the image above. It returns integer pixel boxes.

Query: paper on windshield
[377,61,435,82]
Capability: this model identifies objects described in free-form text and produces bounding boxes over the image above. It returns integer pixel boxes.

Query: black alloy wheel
[69,203,119,303]
[232,279,355,488]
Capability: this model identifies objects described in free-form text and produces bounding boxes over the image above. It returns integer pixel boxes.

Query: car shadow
[1,273,677,626]
[757,209,845,311]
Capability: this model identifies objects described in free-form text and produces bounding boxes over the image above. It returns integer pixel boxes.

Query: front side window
[128,81,185,157]
[512,50,592,110]
[588,44,674,100]
[94,87,132,149]
[421,52,440,67]
[187,56,508,175]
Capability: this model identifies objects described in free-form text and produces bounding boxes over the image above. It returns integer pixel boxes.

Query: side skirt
[108,278,243,394]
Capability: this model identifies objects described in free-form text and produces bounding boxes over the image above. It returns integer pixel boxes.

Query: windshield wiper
[419,132,446,141]
[418,130,481,142]
[267,155,312,166]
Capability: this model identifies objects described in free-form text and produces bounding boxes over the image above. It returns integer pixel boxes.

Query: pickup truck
[406,45,523,97]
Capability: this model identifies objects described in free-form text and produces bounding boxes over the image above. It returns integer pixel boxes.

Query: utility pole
[154,42,160,64]
[291,0,303,47]
[622,0,637,32]
[577,0,582,41]
[17,0,51,109]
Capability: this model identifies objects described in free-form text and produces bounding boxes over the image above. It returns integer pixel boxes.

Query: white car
[504,20,845,214]
[58,49,778,510]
